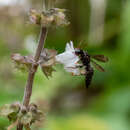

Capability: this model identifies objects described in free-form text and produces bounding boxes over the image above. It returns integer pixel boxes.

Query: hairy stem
[17,27,48,130]
[23,27,47,107]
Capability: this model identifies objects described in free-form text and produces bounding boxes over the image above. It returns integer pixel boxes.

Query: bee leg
[75,64,83,68]
[71,72,80,76]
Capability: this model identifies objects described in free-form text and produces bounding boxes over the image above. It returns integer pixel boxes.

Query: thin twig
[16,27,48,130]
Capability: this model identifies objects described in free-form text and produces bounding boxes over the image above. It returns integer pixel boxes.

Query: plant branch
[23,27,47,107]
[17,27,48,130]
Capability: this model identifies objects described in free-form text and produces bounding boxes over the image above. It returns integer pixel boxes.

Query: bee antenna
[77,39,87,49]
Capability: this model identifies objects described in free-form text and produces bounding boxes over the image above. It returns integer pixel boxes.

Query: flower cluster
[0,102,43,129]
[29,8,69,27]
[11,42,86,77]
[11,49,57,78]
[56,41,86,75]
[11,53,35,72]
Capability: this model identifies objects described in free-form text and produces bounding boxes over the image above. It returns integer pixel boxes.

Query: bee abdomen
[85,68,94,88]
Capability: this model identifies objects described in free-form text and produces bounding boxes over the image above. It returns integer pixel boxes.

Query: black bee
[75,49,108,88]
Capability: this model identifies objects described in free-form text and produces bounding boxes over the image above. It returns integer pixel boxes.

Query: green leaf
[8,112,18,122]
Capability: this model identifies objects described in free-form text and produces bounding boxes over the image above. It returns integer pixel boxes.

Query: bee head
[75,48,83,56]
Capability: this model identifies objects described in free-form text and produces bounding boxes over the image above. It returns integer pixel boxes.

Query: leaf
[41,58,56,67]
[41,66,56,78]
[8,112,18,122]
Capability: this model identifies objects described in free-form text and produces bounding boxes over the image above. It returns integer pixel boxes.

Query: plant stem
[23,27,47,107]
[17,27,48,130]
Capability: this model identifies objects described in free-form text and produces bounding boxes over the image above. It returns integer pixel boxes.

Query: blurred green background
[0,0,130,130]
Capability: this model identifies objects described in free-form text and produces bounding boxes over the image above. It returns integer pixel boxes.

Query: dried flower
[11,53,35,72]
[29,9,41,25]
[51,8,70,26]
[29,8,69,27]
[39,49,57,78]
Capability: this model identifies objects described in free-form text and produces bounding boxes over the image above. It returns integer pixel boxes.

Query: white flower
[56,41,79,67]
[64,66,81,75]
[55,41,82,75]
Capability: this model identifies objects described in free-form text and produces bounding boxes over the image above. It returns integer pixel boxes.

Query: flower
[29,9,41,25]
[56,41,79,67]
[64,66,81,75]
[52,8,70,26]
[29,8,69,27]
[55,41,83,75]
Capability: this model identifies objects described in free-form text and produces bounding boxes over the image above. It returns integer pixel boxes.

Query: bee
[75,49,108,88]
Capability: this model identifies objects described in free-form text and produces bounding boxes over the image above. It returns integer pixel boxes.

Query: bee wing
[91,60,105,72]
[91,55,109,62]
